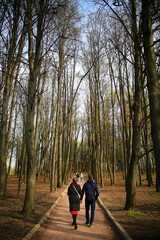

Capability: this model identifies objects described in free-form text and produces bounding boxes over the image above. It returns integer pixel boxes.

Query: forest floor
[100,172,160,240]
[0,172,160,240]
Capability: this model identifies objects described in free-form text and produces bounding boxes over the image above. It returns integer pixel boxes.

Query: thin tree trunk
[62,106,73,185]
[125,59,132,172]
[110,65,116,185]
[50,8,66,191]
[7,106,17,177]
[35,38,48,150]
[142,86,153,186]
[38,109,49,179]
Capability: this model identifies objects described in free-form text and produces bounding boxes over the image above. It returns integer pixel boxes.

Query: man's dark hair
[88,173,93,179]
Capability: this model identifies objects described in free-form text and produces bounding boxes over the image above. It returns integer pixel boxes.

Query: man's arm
[95,184,99,200]
[80,183,86,201]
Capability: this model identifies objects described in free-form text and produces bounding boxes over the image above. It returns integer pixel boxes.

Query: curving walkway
[29,180,122,240]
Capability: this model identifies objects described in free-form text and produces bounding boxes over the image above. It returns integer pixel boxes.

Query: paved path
[30,180,122,240]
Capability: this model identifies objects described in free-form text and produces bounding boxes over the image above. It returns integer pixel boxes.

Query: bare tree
[142,0,160,192]
[0,0,27,198]
[23,0,46,214]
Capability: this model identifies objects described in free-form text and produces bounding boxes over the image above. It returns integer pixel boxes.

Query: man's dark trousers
[85,200,95,224]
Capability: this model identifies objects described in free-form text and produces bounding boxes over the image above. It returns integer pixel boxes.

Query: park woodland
[0,0,160,217]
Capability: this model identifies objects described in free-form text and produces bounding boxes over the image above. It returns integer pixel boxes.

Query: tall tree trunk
[50,8,66,191]
[88,73,96,178]
[62,105,73,185]
[125,0,143,210]
[94,85,99,183]
[7,106,17,177]
[110,65,116,185]
[118,58,129,181]
[87,97,92,173]
[142,86,153,186]
[125,59,132,173]
[6,67,18,155]
[18,129,26,194]
[38,108,49,179]
[50,137,57,192]
[35,38,48,151]
[142,0,160,192]
[0,1,26,198]
[23,0,44,214]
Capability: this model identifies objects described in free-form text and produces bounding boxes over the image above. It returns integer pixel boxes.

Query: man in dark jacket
[80,173,99,227]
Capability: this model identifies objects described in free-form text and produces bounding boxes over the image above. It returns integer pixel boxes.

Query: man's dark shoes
[74,224,77,230]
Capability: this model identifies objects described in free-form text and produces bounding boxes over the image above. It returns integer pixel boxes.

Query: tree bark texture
[125,0,143,210]
[23,0,44,214]
[0,0,26,198]
[142,0,160,192]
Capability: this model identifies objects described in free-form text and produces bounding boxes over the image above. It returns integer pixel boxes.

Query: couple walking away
[67,173,99,230]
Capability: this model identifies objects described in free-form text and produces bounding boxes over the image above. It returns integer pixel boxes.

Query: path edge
[98,197,133,240]
[22,197,61,240]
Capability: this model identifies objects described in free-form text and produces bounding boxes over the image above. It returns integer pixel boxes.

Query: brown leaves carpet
[0,172,160,240]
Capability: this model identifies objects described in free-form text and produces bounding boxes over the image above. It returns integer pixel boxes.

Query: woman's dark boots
[72,215,74,226]
[72,215,77,229]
